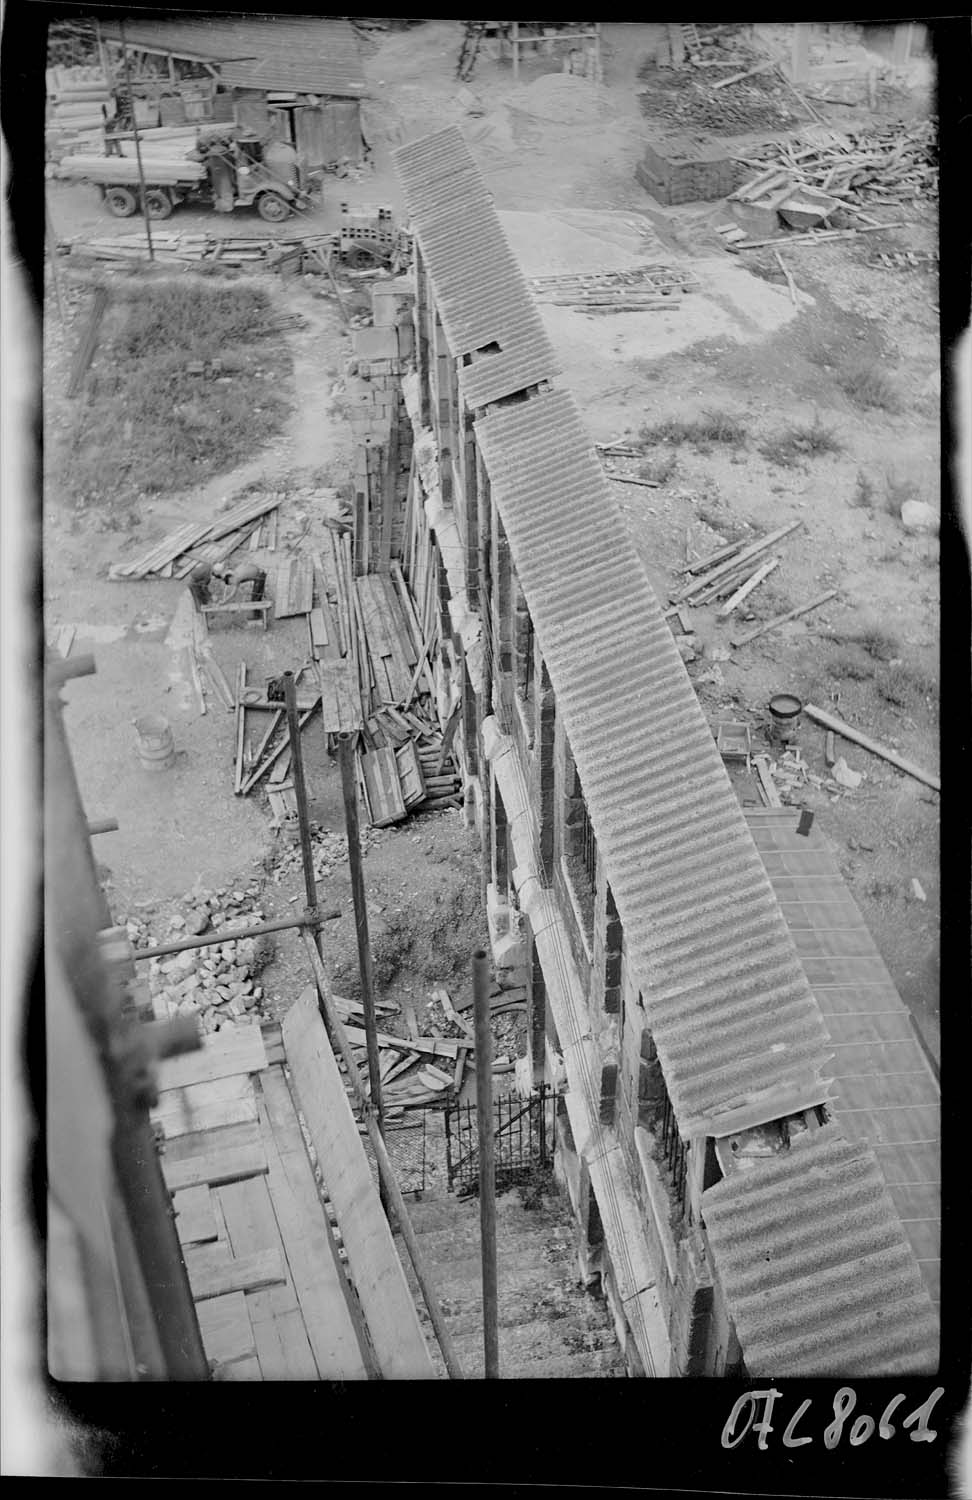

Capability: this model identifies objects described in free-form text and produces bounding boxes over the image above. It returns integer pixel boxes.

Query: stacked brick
[635,130,739,205]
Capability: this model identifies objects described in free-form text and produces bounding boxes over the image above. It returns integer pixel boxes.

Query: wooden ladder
[457,21,487,81]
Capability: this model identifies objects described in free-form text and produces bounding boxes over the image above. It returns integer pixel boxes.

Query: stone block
[636,132,738,206]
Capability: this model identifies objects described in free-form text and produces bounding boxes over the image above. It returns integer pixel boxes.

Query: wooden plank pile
[310,508,459,825]
[529,263,699,311]
[108,493,281,580]
[45,64,112,158]
[669,520,803,610]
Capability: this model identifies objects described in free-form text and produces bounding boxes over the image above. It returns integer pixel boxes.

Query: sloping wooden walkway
[746,808,940,1310]
[151,1016,434,1379]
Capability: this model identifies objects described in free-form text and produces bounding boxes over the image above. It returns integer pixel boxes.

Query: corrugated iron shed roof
[474,387,833,1134]
[703,1125,939,1375]
[98,15,366,98]
[746,808,940,1307]
[392,127,559,407]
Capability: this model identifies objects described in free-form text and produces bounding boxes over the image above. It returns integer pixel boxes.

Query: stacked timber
[56,152,207,185]
[46,64,112,158]
[108,493,281,581]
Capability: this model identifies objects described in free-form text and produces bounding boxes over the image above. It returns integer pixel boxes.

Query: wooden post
[512,20,519,82]
[473,948,499,1378]
[338,735,384,1129]
[118,20,154,262]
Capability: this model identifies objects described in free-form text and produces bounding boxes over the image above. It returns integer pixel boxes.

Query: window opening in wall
[562,741,596,948]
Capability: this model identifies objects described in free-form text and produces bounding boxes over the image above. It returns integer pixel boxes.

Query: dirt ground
[43,21,939,1057]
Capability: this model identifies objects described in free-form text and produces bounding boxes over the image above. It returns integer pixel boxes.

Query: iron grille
[579,797,597,896]
[660,1089,688,1215]
[444,1085,555,1195]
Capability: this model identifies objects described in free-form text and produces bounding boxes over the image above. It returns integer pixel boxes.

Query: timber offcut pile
[56,229,339,271]
[333,976,526,1113]
[726,119,936,242]
[109,492,281,581]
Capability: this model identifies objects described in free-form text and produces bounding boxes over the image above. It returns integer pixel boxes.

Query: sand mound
[504,72,616,125]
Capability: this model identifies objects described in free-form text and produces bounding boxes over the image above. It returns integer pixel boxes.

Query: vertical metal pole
[473,948,498,1378]
[512,20,520,82]
[282,671,319,924]
[118,20,155,261]
[337,734,383,1127]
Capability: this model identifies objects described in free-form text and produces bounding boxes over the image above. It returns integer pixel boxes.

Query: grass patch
[837,362,901,413]
[849,469,876,509]
[826,648,873,682]
[639,410,749,452]
[639,451,678,485]
[760,415,842,468]
[853,627,900,662]
[59,280,291,511]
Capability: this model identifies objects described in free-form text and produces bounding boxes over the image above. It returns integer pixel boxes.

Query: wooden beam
[183,1244,287,1301]
[803,704,940,793]
[730,589,837,648]
[282,989,437,1379]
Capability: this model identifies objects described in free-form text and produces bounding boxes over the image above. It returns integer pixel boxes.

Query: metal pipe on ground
[132,913,337,963]
[299,930,463,1380]
[473,947,499,1378]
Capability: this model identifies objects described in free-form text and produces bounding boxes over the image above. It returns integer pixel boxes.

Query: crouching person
[214,561,267,607]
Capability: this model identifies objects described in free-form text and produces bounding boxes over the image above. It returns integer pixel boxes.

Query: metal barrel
[133,714,176,771]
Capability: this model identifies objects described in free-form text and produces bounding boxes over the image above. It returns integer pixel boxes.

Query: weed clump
[760,416,842,468]
[639,410,749,452]
[838,362,901,413]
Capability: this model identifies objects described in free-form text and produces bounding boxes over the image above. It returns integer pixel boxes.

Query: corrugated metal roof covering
[703,1125,939,1375]
[745,808,940,1307]
[99,15,366,98]
[474,388,832,1134]
[392,127,559,408]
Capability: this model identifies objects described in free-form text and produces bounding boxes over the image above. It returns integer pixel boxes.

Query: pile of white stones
[128,883,271,1036]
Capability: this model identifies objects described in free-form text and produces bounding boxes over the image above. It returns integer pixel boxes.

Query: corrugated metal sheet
[474,388,832,1134]
[745,808,940,1307]
[99,15,366,99]
[703,1125,939,1375]
[393,127,559,407]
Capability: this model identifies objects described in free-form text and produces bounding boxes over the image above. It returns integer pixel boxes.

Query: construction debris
[733,119,937,219]
[132,886,273,1035]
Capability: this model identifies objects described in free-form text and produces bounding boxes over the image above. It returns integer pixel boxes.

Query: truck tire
[105,187,137,218]
[144,188,174,220]
[256,191,291,223]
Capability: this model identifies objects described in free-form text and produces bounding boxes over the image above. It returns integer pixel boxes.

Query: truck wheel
[105,187,137,218]
[144,189,173,220]
[256,191,291,223]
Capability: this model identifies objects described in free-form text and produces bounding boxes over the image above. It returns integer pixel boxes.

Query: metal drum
[133,714,176,771]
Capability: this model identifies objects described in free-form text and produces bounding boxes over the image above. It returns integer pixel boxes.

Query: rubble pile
[268,824,385,885]
[128,883,273,1034]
